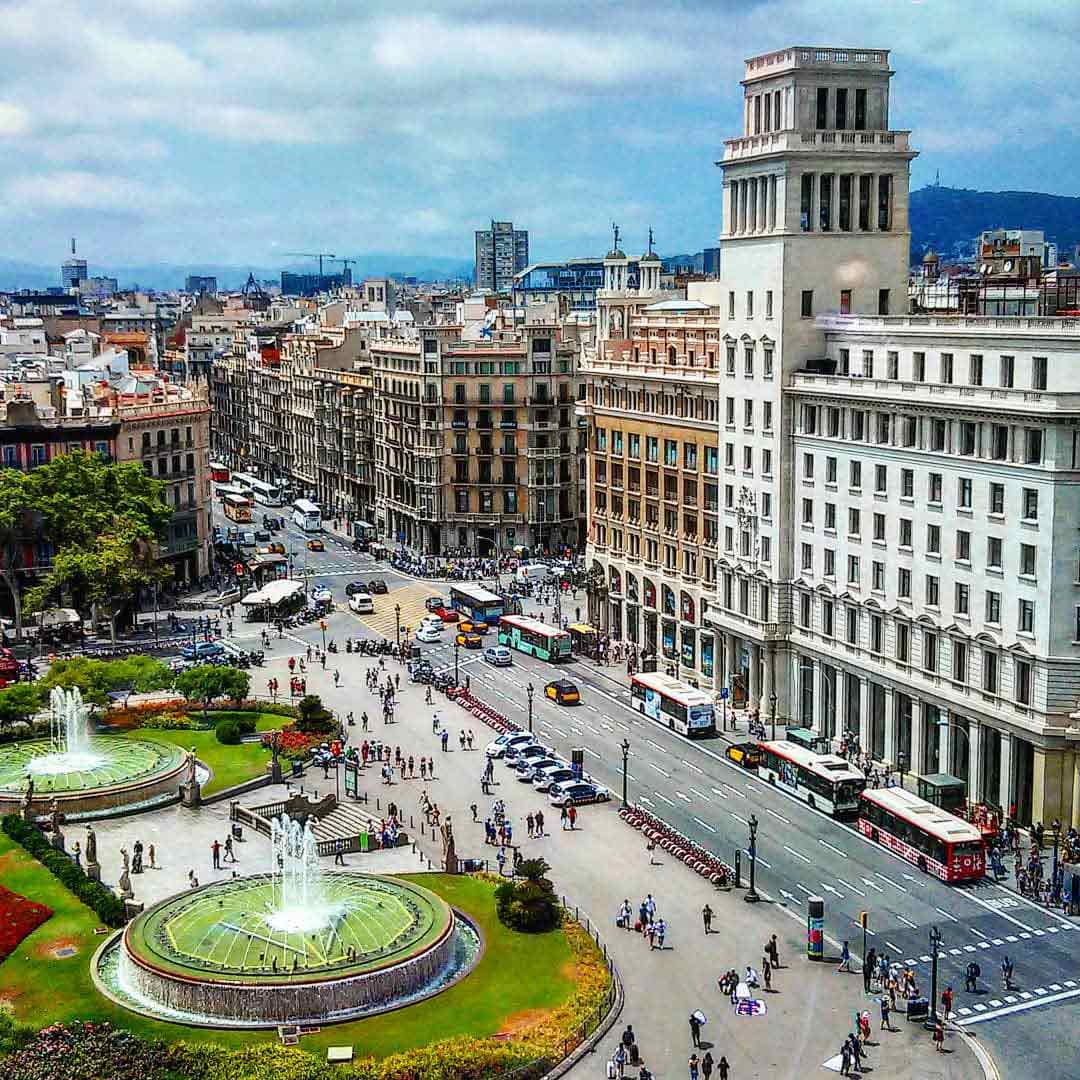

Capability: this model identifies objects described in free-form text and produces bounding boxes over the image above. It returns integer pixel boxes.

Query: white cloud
[0,103,31,136]
[4,171,189,214]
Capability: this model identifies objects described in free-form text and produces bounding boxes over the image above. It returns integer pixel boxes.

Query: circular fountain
[0,687,187,819]
[94,814,480,1027]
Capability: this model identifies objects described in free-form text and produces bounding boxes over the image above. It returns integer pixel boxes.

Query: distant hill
[910,186,1080,264]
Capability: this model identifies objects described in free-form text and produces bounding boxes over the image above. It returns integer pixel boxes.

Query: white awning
[240,579,305,606]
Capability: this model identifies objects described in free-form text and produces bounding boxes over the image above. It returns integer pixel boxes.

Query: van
[516,563,554,585]
[349,593,374,614]
[238,530,257,547]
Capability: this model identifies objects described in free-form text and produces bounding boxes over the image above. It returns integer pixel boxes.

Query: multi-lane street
[211,529,1077,1075]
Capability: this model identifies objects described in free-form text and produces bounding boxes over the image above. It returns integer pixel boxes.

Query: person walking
[440,729,449,753]
[763,958,772,990]
[863,948,876,994]
[840,1042,852,1077]
[767,933,780,968]
[702,903,714,934]
[535,809,544,835]
[964,960,979,993]
[211,839,221,870]
[560,805,569,830]
[838,940,851,972]
[568,805,577,829]
[933,1020,945,1052]
[701,1050,714,1079]
[224,835,236,862]
[688,1052,700,1080]
[655,918,667,950]
[148,843,156,869]
[941,984,954,1019]
[334,838,345,865]
[689,1011,702,1047]
[880,995,892,1031]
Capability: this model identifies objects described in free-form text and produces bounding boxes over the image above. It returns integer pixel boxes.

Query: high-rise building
[185,275,218,294]
[61,238,87,291]
[474,221,529,292]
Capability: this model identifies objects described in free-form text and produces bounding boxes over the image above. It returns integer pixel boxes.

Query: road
[210,534,1076,1075]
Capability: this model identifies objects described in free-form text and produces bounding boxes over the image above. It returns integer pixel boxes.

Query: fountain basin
[0,735,187,819]
[94,873,480,1026]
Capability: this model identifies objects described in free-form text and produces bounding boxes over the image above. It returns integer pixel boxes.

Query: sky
[1,0,1077,268]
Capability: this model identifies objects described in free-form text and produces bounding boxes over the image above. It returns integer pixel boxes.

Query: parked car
[507,743,554,768]
[307,538,325,551]
[415,625,443,643]
[548,780,610,807]
[367,579,388,595]
[455,632,482,649]
[345,580,368,597]
[485,732,536,759]
[515,755,560,780]
[483,645,512,666]
[348,593,374,614]
[726,742,764,769]
[180,641,226,661]
[545,679,580,705]
[533,765,578,791]
[254,529,271,542]
[409,660,434,682]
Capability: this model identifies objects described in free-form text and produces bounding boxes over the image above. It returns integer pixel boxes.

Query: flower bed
[0,885,52,963]
[259,727,322,757]
[1,1021,178,1080]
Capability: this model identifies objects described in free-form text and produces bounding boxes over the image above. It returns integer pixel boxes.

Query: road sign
[720,687,730,700]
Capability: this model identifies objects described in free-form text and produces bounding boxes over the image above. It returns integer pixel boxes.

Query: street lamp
[454,639,460,686]
[897,751,908,791]
[620,738,630,806]
[1051,819,1062,903]
[527,682,535,733]
[745,813,760,903]
[394,603,401,648]
[769,689,778,742]
[926,926,943,1030]
[319,619,327,654]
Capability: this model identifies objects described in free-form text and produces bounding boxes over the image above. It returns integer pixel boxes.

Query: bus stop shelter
[240,579,305,622]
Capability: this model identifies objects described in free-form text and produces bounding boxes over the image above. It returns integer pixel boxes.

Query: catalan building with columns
[583,44,1080,827]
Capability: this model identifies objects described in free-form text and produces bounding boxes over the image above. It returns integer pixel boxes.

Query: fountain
[93,812,481,1027]
[0,686,187,819]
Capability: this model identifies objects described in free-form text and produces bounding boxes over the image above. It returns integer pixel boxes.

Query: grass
[0,838,577,1059]
[117,727,269,797]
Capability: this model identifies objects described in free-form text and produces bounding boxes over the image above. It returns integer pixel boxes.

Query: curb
[957,1029,1001,1080]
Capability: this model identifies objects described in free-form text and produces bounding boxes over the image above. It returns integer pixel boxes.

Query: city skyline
[1,1,1078,266]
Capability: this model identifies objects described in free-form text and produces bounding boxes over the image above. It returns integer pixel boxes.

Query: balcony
[722,128,911,163]
[451,419,469,430]
[526,445,560,458]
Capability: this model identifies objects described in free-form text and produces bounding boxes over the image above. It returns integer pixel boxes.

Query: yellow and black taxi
[725,741,764,769]
[455,632,483,649]
[544,679,580,705]
[306,538,325,552]
[458,620,489,635]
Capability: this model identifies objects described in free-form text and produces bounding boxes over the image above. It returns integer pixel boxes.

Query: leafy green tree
[296,693,335,734]
[175,665,250,723]
[0,683,45,730]
[494,856,561,932]
[42,654,174,706]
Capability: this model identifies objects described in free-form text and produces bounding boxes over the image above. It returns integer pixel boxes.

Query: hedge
[0,815,126,928]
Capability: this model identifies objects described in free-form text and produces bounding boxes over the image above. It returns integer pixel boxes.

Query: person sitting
[745,964,760,989]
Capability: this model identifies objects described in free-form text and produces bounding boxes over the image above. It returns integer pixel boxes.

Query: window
[896,622,910,662]
[803,498,814,524]
[726,345,736,374]
[863,350,874,378]
[726,397,735,425]
[873,513,885,541]
[763,348,774,377]
[854,87,867,129]
[958,477,972,509]
[898,567,911,598]
[901,468,913,498]
[887,351,899,379]
[846,605,858,644]
[899,518,912,547]
[742,446,753,470]
[839,174,852,230]
[858,175,871,230]
[803,452,814,479]
[957,530,971,561]
[761,537,771,563]
[989,482,1005,516]
[953,641,968,683]
[1020,543,1036,577]
[1000,355,1014,388]
[824,549,835,577]
[983,651,998,693]
[801,290,813,318]
[822,599,834,637]
[728,291,735,319]
[744,347,754,377]
[664,439,677,465]
[924,631,938,672]
[745,400,755,428]
[801,173,815,231]
[930,419,946,451]
[840,289,852,315]
[960,422,977,456]
[1032,356,1047,390]
[986,590,1001,624]
[1018,598,1035,634]
[850,460,861,489]
[969,354,983,386]
[766,290,773,318]
[848,555,860,584]
[826,457,837,483]
[878,289,891,316]
[849,508,861,536]
[874,464,887,493]
[987,537,1003,569]
[872,560,885,591]
[990,425,1008,460]
[1015,659,1031,705]
[763,402,773,430]
[1024,428,1042,464]
[941,353,954,384]
[802,543,813,571]
[914,352,926,382]
[927,524,940,554]
[956,583,970,615]
[746,291,754,318]
[928,473,942,503]
[926,575,939,607]
[801,592,812,628]
[825,503,836,530]
[1022,488,1038,520]
[816,86,828,129]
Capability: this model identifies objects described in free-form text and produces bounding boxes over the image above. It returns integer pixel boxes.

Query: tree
[296,693,335,734]
[41,655,174,706]
[0,472,35,639]
[175,665,250,723]
[494,857,561,932]
[0,683,45,730]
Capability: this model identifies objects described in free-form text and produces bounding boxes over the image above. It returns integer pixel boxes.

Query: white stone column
[938,710,950,775]
[737,181,746,234]
[749,642,761,710]
[910,698,925,775]
[768,175,777,231]
[858,678,871,757]
[836,670,849,743]
[968,720,983,802]
[812,660,825,734]
[762,644,774,728]
[884,686,898,766]
[727,633,738,688]
[723,183,734,236]
[749,178,758,233]
[759,176,768,233]
[999,731,1014,815]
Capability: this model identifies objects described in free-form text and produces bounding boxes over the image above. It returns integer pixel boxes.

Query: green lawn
[0,836,578,1059]
[119,726,270,797]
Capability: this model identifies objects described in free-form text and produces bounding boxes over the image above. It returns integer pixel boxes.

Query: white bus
[292,498,322,532]
[216,482,249,502]
[758,740,866,816]
[246,477,284,506]
[630,672,716,737]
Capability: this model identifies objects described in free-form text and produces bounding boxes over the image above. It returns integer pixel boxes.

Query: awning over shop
[240,579,305,606]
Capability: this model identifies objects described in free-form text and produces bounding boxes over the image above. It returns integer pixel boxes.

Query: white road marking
[549,726,568,737]
[838,879,865,897]
[690,787,710,801]
[583,747,602,759]
[584,724,600,734]
[935,907,960,923]
[693,817,717,833]
[819,838,848,858]
[754,855,772,869]
[601,721,614,731]
[646,739,665,753]
[724,784,747,799]
[875,872,907,892]
[885,940,902,953]
[639,795,655,807]
[958,985,1080,1026]
[710,787,729,800]
[649,762,670,778]
[731,812,748,826]
[901,873,927,888]
[681,759,704,773]
[780,889,800,905]
[963,890,1035,932]
[615,720,632,732]
[970,927,988,940]
[861,878,884,893]
[820,882,845,899]
[767,808,790,823]
[653,792,676,807]
[587,704,599,713]
[796,883,813,895]
[675,791,691,803]
[893,913,918,929]
[784,845,812,864]
[627,773,638,782]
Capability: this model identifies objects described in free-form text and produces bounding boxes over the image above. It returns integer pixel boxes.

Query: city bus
[757,740,866,816]
[497,614,571,662]
[449,584,504,624]
[209,461,230,483]
[858,786,986,883]
[292,498,322,532]
[222,493,253,523]
[630,672,716,737]
[246,477,284,506]
[216,482,250,502]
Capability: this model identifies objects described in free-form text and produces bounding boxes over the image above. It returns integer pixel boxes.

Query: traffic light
[319,620,327,631]
[859,911,869,929]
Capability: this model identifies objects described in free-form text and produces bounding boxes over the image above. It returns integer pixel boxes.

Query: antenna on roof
[648,226,655,254]
[71,237,76,255]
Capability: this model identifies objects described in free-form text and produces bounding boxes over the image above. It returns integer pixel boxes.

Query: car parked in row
[548,780,610,807]
[485,732,536,759]
[533,765,578,791]
[515,755,560,781]
[506,743,554,768]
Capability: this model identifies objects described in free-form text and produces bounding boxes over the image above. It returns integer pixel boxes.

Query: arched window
[681,592,696,623]
[662,585,676,616]
[609,567,622,594]
[643,578,656,608]
[626,573,639,602]
[668,345,677,364]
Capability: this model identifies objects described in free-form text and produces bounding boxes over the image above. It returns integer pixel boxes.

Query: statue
[181,746,202,808]
[186,746,198,785]
[440,818,458,874]
[118,865,133,900]
[85,824,98,865]
[20,777,35,821]
[49,798,63,834]
[121,846,130,874]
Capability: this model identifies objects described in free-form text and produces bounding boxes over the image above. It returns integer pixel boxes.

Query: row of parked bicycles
[619,804,733,889]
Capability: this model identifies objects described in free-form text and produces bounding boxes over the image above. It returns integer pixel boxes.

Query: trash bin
[359,832,370,852]
[906,997,929,1023]
[231,823,243,841]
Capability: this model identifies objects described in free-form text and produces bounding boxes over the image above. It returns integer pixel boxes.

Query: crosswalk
[348,582,436,639]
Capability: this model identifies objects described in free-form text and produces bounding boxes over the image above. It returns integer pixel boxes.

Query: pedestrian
[211,839,221,870]
[717,1056,728,1080]
[1001,955,1014,991]
[689,1011,702,1047]
[933,1020,945,1052]
[607,1057,618,1080]
[880,995,891,1031]
[568,805,577,830]
[840,1042,852,1077]
[689,1052,699,1080]
[560,805,569,830]
[71,840,81,867]
[188,869,199,889]
[497,848,507,875]
[333,669,340,686]
[763,958,772,990]
[526,811,535,837]
[459,730,466,750]
[838,940,851,972]
[702,1050,714,1079]
[767,932,780,967]
[535,809,544,835]
[655,917,666,949]
[471,802,479,822]
[148,843,156,869]
[863,947,876,993]
[941,985,953,1018]
[441,729,449,752]
[334,839,345,865]
[702,903,713,934]
[613,1044,626,1078]
[620,1024,635,1058]
[224,835,236,862]
[645,893,656,923]
[467,730,475,750]
[964,960,979,993]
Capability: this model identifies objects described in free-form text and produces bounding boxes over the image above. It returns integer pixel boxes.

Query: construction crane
[283,252,336,276]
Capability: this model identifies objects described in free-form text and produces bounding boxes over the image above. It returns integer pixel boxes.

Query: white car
[311,586,333,603]
[506,743,553,768]
[419,615,443,633]
[533,765,577,791]
[415,624,443,643]
[485,732,536,759]
[348,592,374,614]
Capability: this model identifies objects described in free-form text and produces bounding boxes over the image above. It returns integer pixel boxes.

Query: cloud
[0,103,31,136]
[4,171,189,214]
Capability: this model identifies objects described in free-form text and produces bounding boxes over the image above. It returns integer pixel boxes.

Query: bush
[494,858,561,933]
[138,712,209,731]
[1,815,125,928]
[0,1022,177,1080]
[296,694,335,735]
[214,720,241,745]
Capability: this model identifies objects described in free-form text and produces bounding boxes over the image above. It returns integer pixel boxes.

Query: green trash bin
[359,833,369,852]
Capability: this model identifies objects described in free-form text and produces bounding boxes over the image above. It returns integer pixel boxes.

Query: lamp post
[1051,819,1062,903]
[454,640,460,686]
[769,689,778,742]
[897,750,908,792]
[745,813,760,903]
[320,619,327,654]
[926,926,943,1030]
[395,603,401,648]
[527,682,535,733]
[621,738,630,807]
